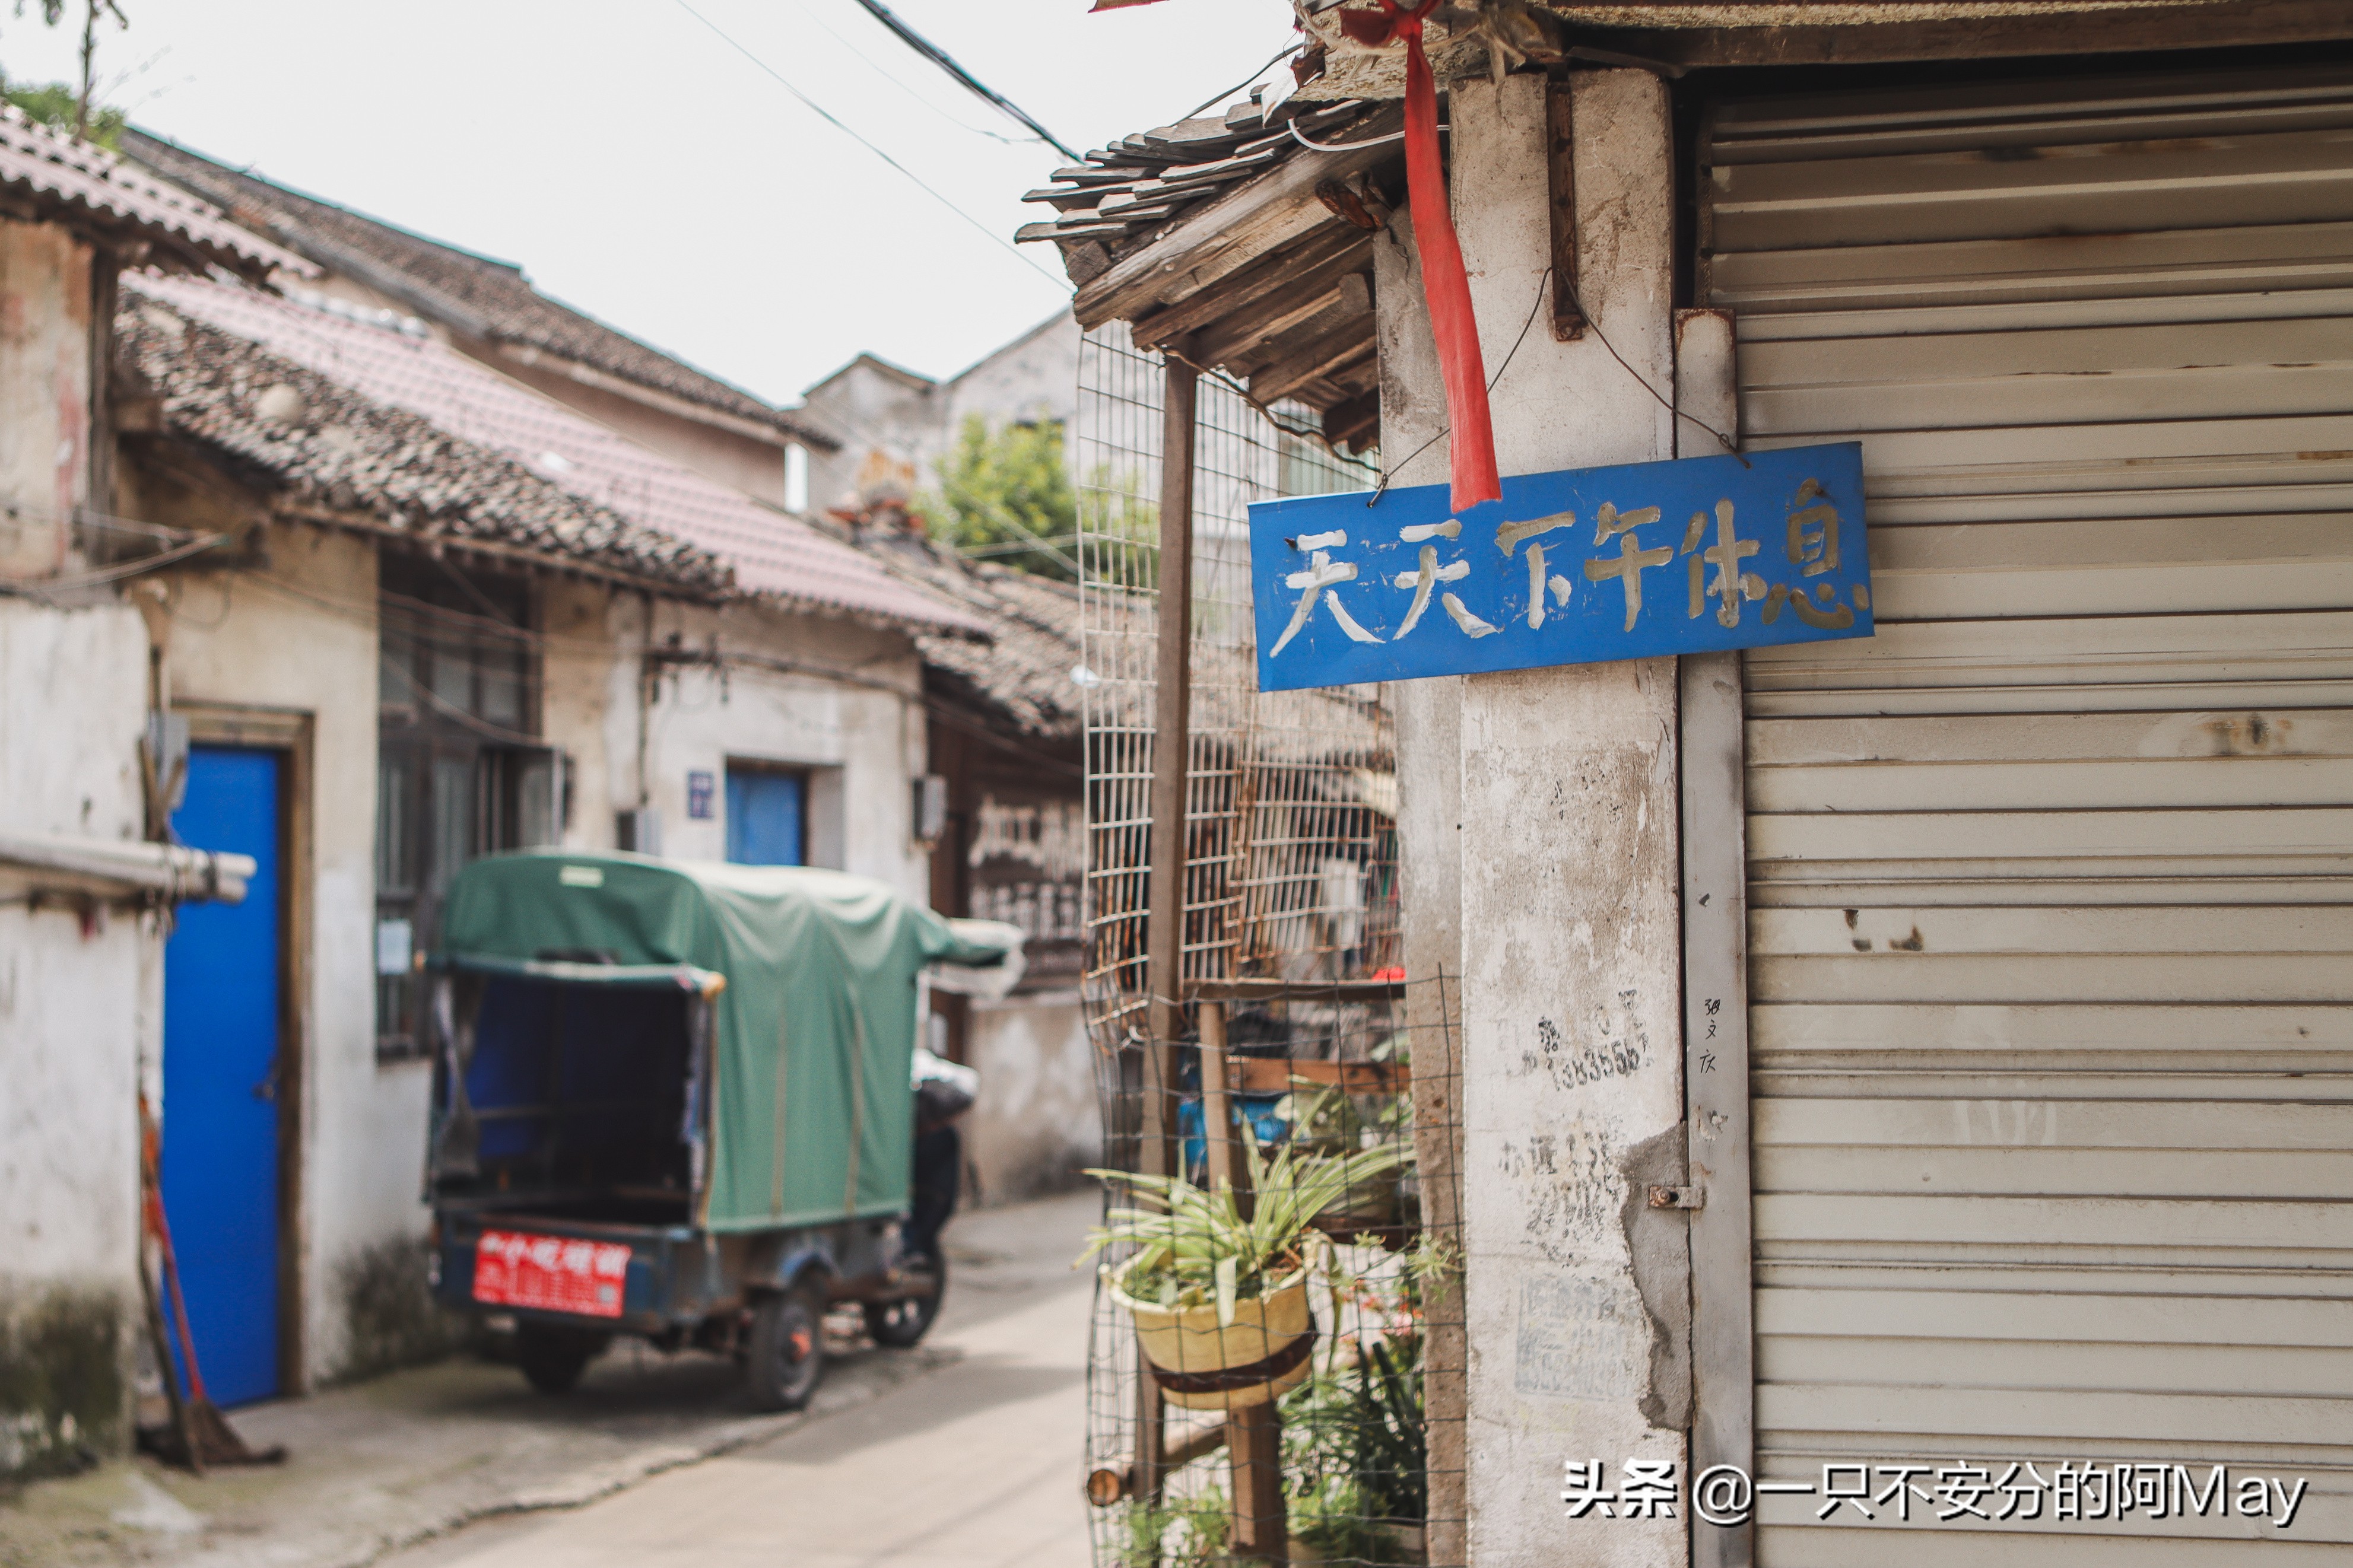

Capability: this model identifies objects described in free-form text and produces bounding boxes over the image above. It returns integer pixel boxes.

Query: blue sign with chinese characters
[1248,442,1871,692]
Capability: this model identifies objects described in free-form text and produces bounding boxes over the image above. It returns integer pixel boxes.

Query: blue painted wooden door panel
[725,768,805,866]
[163,746,282,1407]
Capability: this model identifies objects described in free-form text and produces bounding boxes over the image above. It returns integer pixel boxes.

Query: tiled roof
[0,107,308,280]
[1017,97,1381,272]
[854,535,1083,740]
[134,273,982,634]
[119,282,728,593]
[119,129,836,450]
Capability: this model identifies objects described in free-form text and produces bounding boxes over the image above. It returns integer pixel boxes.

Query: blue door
[726,767,805,865]
[163,747,283,1407]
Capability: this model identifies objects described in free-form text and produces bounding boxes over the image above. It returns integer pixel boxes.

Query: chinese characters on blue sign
[1247,442,1872,691]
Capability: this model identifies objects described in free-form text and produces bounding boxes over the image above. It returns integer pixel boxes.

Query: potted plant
[1082,1138,1409,1412]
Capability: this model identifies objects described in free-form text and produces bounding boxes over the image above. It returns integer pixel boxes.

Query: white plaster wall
[1446,71,1688,1567]
[0,596,151,1302]
[798,314,1081,513]
[0,220,90,578]
[561,591,930,904]
[799,360,939,513]
[164,524,393,1386]
[961,991,1098,1205]
[938,311,1079,451]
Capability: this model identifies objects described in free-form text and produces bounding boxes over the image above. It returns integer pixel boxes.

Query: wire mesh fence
[1075,324,1462,1566]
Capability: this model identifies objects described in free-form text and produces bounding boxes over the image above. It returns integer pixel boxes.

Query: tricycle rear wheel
[747,1276,827,1411]
[515,1323,608,1395]
[864,1252,947,1348]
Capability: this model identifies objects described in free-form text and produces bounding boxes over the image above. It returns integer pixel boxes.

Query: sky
[0,0,1296,406]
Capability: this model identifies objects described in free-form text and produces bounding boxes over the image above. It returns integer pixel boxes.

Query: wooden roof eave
[1072,102,1403,330]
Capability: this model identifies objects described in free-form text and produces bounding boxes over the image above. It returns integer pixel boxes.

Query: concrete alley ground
[378,1188,1098,1568]
[0,1191,1097,1568]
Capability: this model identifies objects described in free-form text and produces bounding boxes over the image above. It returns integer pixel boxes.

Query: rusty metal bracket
[1648,1184,1704,1211]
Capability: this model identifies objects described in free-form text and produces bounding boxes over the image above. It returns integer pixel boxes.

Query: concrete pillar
[1448,69,1688,1566]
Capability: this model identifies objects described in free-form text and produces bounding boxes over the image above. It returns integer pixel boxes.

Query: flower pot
[1110,1260,1317,1412]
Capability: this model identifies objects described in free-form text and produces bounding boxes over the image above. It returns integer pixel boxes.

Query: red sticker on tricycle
[472,1230,630,1317]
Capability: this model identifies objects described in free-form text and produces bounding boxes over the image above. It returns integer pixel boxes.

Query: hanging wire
[670,0,1072,291]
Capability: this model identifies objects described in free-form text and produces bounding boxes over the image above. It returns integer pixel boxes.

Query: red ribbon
[1344,1,1500,512]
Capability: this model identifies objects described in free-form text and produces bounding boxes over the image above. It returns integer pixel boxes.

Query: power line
[845,0,1080,163]
[786,0,1029,145]
[669,0,1070,291]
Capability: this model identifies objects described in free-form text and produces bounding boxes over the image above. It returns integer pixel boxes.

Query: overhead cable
[846,0,1081,163]
[669,0,1070,291]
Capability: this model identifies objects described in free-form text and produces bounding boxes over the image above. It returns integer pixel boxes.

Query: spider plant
[1079,1137,1411,1326]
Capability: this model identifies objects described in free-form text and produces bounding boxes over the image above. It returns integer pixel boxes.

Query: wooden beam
[1323,389,1379,453]
[1133,341,1201,1506]
[1186,977,1405,1004]
[1087,1416,1230,1506]
[1130,223,1367,352]
[1227,1057,1408,1096]
[1076,104,1404,329]
[1547,84,1584,342]
[1250,323,1376,406]
[1227,1402,1285,1560]
[1218,272,1373,377]
[1199,1002,1236,1193]
[1195,253,1373,367]
[1559,1,2353,68]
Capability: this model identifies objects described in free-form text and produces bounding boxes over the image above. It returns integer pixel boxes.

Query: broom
[138,1094,287,1469]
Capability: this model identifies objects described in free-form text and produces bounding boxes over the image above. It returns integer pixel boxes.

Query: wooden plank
[1742,1522,2353,1565]
[1713,133,2353,252]
[1752,952,2348,1004]
[1751,876,2353,911]
[1759,1096,2353,1151]
[1716,222,2353,320]
[1740,285,2353,343]
[1750,682,2353,721]
[1546,83,1583,341]
[1748,1002,2353,1054]
[1196,258,1373,367]
[1757,1379,2353,1448]
[1757,1285,2353,1346]
[1199,1003,1235,1192]
[1748,361,2353,437]
[1249,321,1376,405]
[1133,345,1200,1504]
[1748,709,2353,766]
[1128,224,1368,351]
[1750,904,2353,956]
[1225,1057,1408,1096]
[1187,977,1405,1003]
[1760,1334,2353,1398]
[1744,315,2353,387]
[1741,410,2353,476]
[1745,608,2353,690]
[1749,806,2353,864]
[1230,281,1372,377]
[1226,1402,1284,1560]
[1758,1144,2353,1200]
[1074,103,1402,329]
[1754,1192,2353,1251]
[1752,756,2350,812]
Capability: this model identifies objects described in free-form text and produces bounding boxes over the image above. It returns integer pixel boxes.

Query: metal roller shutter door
[1704,65,2353,1564]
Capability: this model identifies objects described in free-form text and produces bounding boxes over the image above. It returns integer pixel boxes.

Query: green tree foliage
[1,76,125,147]
[4,0,129,147]
[925,414,1079,580]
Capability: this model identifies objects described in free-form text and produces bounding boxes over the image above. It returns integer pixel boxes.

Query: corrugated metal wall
[1704,65,2353,1563]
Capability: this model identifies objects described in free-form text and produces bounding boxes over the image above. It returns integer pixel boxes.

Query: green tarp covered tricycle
[423,850,1017,1408]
